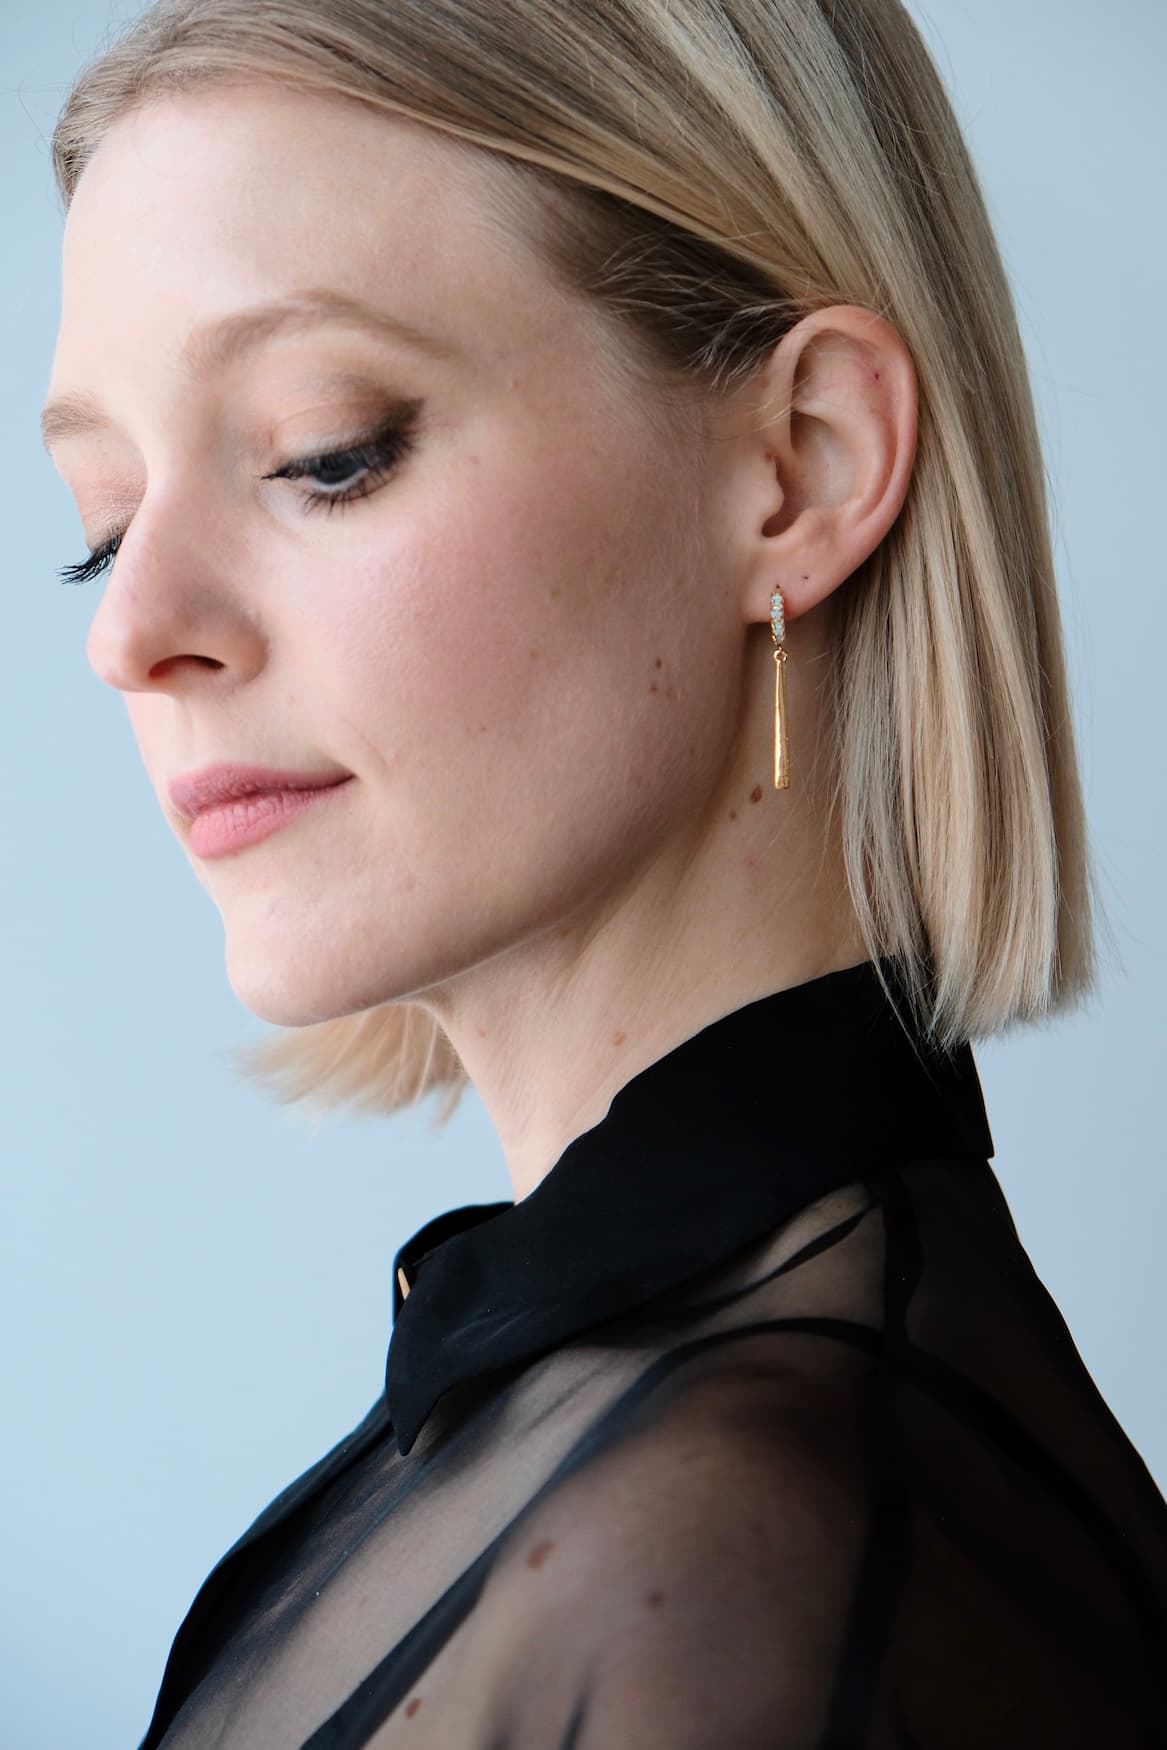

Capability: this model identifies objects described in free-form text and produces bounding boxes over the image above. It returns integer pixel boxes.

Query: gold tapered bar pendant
[773,646,789,789]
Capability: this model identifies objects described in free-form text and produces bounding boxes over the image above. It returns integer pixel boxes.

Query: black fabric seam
[815,1166,921,1747]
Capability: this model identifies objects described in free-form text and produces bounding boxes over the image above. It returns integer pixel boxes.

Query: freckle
[528,646,541,661]
[749,784,763,804]
[645,1590,666,1609]
[405,1697,422,1718]
[526,1538,556,1569]
[612,1030,626,1046]
[802,575,808,581]
[728,809,737,821]
[550,586,562,598]
[655,657,663,669]
[648,682,658,694]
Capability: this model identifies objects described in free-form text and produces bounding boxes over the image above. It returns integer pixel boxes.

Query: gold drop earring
[770,588,790,789]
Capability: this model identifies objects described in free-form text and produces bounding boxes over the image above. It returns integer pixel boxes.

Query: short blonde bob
[50,0,1105,1126]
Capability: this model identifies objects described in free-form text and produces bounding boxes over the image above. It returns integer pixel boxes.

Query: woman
[42,0,1165,1744]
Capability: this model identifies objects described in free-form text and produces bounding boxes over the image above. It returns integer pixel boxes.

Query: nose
[85,492,263,696]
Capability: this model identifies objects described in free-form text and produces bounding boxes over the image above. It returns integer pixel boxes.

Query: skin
[44,82,918,1201]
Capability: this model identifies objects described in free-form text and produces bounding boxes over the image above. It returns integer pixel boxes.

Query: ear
[714,305,919,632]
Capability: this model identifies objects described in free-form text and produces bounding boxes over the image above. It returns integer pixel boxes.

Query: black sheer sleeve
[460,1166,1167,1749]
[144,1164,1167,1748]
[395,1162,1167,1750]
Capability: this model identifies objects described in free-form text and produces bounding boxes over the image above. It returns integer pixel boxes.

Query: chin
[220,915,478,1028]
[223,940,405,1029]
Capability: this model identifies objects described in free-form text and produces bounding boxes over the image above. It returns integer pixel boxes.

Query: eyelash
[55,411,418,586]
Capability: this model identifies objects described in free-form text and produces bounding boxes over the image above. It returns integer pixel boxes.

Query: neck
[415,689,867,1203]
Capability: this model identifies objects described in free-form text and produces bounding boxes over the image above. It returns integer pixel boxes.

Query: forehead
[51,82,573,390]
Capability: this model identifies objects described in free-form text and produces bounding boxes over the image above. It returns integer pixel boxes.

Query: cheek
[323,462,710,880]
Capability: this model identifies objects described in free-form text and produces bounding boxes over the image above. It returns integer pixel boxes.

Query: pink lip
[188,779,354,859]
[169,761,354,820]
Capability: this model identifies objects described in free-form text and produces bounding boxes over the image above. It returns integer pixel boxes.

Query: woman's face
[45,83,750,1026]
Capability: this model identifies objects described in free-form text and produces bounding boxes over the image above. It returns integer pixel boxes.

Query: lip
[169,762,354,821]
[188,779,354,859]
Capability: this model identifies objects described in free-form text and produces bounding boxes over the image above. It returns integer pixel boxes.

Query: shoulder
[470,1364,871,1749]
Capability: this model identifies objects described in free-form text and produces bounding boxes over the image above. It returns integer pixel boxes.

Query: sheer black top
[137,956,1167,1748]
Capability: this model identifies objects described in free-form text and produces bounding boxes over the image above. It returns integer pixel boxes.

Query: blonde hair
[51,0,1106,1127]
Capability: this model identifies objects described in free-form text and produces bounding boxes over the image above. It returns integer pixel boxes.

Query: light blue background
[2,2,1163,1744]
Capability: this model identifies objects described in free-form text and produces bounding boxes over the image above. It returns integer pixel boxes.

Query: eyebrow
[40,288,458,453]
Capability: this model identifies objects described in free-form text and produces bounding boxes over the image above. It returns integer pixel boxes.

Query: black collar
[384,955,994,1455]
